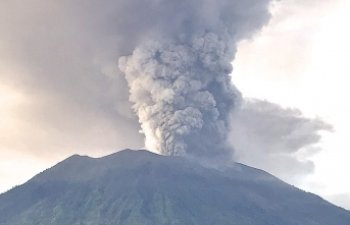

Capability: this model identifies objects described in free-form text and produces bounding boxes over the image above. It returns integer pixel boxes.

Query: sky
[232,0,350,209]
[0,0,349,210]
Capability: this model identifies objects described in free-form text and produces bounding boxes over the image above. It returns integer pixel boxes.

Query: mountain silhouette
[0,149,349,225]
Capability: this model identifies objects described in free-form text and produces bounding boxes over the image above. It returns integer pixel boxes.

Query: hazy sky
[0,0,349,210]
[233,0,350,209]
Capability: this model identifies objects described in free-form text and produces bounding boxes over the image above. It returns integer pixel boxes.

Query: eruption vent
[118,0,271,158]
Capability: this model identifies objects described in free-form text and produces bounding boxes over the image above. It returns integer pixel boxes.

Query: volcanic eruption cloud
[118,0,272,158]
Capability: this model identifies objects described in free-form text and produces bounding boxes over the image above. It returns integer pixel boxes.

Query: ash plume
[0,0,271,159]
[118,0,271,158]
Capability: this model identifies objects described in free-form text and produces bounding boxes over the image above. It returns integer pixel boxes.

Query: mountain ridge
[0,149,349,225]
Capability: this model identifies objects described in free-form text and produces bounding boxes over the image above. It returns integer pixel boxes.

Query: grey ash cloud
[118,0,271,158]
[230,99,333,181]
[0,0,331,180]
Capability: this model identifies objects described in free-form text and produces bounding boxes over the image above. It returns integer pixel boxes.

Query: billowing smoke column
[118,0,271,158]
[119,35,240,157]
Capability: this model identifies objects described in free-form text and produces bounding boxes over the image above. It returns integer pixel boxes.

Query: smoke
[0,0,270,159]
[0,0,339,197]
[119,36,240,157]
[118,0,271,158]
[230,99,333,181]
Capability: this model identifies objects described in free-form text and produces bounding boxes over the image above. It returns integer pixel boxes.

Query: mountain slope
[0,149,349,225]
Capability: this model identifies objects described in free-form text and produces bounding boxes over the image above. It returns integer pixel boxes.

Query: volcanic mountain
[0,149,349,225]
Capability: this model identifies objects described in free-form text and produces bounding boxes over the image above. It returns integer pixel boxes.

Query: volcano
[0,149,349,225]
